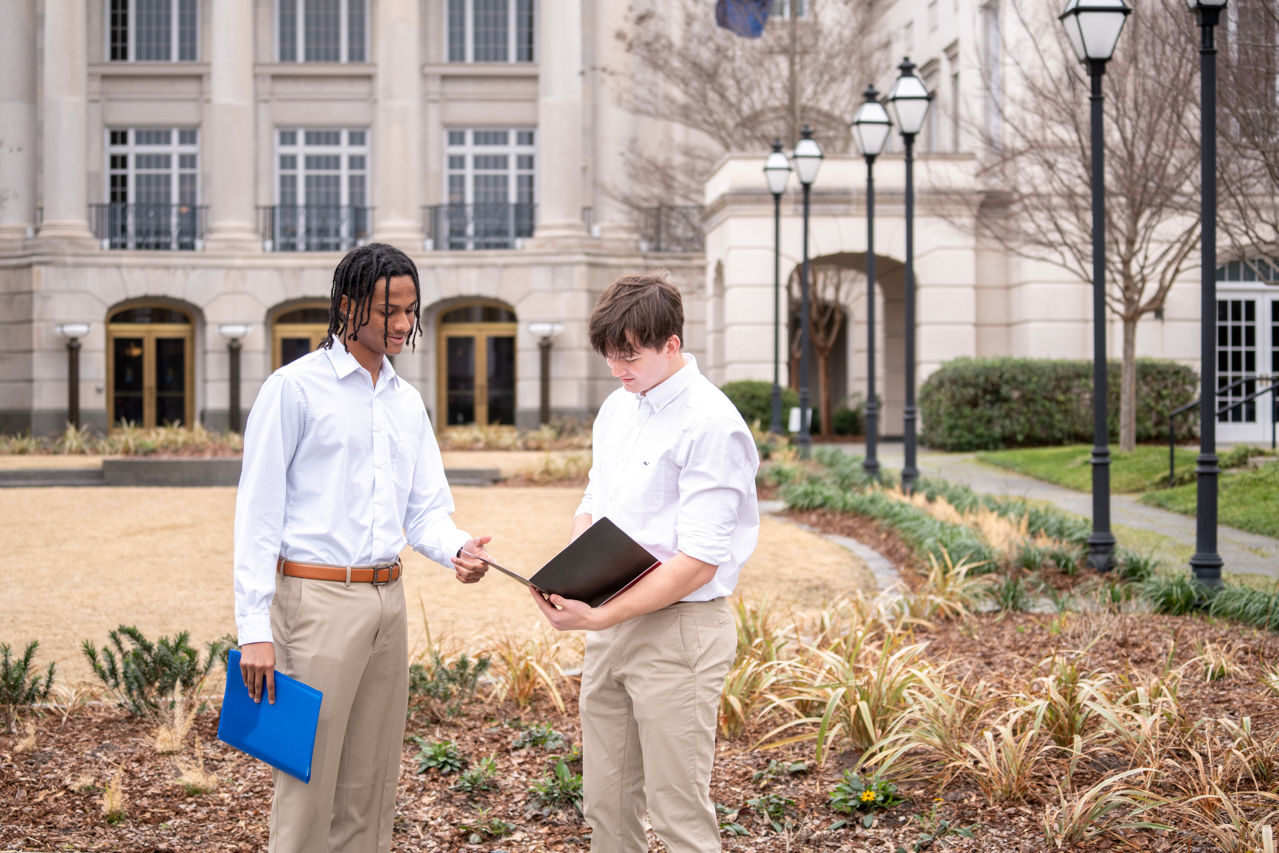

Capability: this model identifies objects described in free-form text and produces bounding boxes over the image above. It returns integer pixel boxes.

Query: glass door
[1217,295,1274,445]
[436,303,518,427]
[272,305,332,369]
[106,305,195,428]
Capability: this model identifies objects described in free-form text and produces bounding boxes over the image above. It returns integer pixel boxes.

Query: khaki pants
[580,598,737,853]
[267,571,409,853]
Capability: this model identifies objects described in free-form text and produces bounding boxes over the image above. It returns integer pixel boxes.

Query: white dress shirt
[233,341,471,645]
[575,353,760,601]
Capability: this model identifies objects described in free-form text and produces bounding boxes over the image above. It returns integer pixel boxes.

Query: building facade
[1,1,1273,443]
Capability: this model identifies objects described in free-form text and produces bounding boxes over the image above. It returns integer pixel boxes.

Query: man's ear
[666,335,682,356]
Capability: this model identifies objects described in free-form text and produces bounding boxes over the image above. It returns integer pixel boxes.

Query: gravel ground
[0,485,870,682]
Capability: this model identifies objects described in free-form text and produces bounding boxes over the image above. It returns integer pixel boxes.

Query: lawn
[1140,464,1279,539]
[975,443,1198,493]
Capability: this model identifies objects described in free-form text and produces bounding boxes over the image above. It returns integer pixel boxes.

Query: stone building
[1,1,1273,444]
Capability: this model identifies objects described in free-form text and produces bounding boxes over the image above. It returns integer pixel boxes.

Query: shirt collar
[638,352,699,411]
[324,337,399,388]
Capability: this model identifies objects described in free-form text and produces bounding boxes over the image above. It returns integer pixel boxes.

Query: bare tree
[614,0,890,207]
[787,263,859,436]
[968,0,1202,451]
[1219,0,1279,266]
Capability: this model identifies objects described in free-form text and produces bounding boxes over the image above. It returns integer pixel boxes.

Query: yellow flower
[859,790,878,803]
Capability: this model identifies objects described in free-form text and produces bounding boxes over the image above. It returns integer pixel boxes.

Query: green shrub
[919,357,1198,451]
[452,755,499,794]
[82,626,226,718]
[1137,574,1209,615]
[1209,584,1279,630]
[511,721,566,751]
[988,575,1035,612]
[412,737,468,774]
[527,759,583,814]
[0,640,55,731]
[828,771,904,829]
[459,806,515,843]
[747,793,796,833]
[720,380,799,430]
[408,651,490,721]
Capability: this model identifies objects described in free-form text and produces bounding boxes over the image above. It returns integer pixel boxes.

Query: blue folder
[218,649,323,783]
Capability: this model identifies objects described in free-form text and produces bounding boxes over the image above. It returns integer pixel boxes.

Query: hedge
[919,357,1199,451]
[722,380,863,435]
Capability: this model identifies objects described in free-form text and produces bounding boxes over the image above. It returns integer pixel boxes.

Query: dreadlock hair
[321,242,423,352]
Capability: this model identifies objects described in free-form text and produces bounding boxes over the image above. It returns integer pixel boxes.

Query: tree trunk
[817,346,833,436]
[1120,317,1138,452]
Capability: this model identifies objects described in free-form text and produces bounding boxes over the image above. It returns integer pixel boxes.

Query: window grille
[108,0,198,62]
[447,0,535,63]
[278,0,367,62]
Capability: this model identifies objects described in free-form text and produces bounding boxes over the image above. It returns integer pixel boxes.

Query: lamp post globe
[764,140,792,436]
[1187,0,1227,587]
[793,127,822,458]
[851,85,891,482]
[888,58,931,494]
[1058,0,1132,65]
[1059,0,1128,572]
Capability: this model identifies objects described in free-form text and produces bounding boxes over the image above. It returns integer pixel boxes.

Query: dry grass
[0,423,242,457]
[173,735,218,795]
[100,769,127,823]
[0,484,870,682]
[14,719,37,754]
[153,693,196,754]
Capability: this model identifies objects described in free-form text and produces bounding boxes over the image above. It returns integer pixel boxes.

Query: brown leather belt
[277,557,402,585]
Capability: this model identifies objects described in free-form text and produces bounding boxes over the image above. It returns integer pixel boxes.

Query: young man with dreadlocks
[233,242,495,853]
[530,272,760,853]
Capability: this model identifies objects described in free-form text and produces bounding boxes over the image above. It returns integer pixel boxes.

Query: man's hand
[529,587,606,632]
[240,642,276,705]
[451,535,494,583]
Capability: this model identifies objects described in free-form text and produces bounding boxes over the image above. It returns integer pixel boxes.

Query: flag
[716,0,771,38]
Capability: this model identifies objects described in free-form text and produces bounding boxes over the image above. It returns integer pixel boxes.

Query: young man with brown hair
[234,243,494,853]
[531,272,759,853]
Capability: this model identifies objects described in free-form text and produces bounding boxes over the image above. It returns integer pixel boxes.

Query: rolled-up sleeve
[233,374,306,646]
[403,410,471,567]
[675,417,760,567]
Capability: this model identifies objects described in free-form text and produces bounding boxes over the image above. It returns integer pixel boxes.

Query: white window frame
[443,128,536,206]
[275,128,370,207]
[105,128,200,206]
[106,0,199,62]
[770,0,809,20]
[276,0,368,63]
[445,0,536,63]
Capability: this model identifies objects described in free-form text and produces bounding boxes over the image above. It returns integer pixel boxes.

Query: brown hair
[588,272,684,357]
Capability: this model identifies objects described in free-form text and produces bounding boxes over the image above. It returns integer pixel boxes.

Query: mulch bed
[4,606,1276,853]
[783,507,920,576]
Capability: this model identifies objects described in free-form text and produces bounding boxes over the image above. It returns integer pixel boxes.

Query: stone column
[36,0,95,247]
[371,0,424,247]
[532,0,587,243]
[203,0,261,251]
[592,0,637,243]
[0,0,38,246]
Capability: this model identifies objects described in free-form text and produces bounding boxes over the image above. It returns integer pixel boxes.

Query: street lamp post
[851,85,893,482]
[218,324,251,433]
[1187,0,1228,587]
[56,324,91,430]
[792,127,824,458]
[764,140,793,435]
[1059,0,1131,572]
[887,58,932,494]
[528,323,564,426]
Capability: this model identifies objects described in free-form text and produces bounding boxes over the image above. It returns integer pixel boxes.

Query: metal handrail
[1167,373,1278,486]
[89,203,207,250]
[257,205,372,252]
[422,203,536,250]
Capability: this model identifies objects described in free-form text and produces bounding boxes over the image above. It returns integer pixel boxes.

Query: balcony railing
[89,203,207,250]
[423,203,536,251]
[639,205,704,253]
[257,205,372,252]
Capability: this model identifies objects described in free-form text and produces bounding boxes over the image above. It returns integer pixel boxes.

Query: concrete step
[0,461,502,487]
[0,468,104,487]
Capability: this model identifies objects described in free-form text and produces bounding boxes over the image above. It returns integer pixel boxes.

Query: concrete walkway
[821,441,1279,579]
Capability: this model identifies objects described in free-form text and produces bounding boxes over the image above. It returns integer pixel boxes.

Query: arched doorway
[436,301,518,426]
[1216,258,1279,445]
[271,303,331,369]
[106,304,195,427]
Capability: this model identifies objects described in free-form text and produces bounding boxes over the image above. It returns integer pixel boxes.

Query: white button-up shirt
[575,353,760,601]
[233,341,471,645]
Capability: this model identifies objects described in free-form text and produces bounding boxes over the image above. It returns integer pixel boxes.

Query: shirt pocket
[392,435,418,489]
[627,458,667,514]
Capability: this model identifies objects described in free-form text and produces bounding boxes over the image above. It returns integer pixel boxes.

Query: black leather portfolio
[465,517,661,608]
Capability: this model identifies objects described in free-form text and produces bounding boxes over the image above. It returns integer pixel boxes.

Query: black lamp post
[1187,0,1227,588]
[56,324,90,430]
[764,139,793,435]
[529,323,563,425]
[218,324,251,433]
[792,126,824,458]
[851,85,892,482]
[887,58,932,494]
[1059,0,1131,572]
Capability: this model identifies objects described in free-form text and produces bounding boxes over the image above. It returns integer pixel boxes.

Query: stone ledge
[0,459,502,488]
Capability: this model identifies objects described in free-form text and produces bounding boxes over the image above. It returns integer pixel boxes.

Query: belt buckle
[371,560,396,586]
